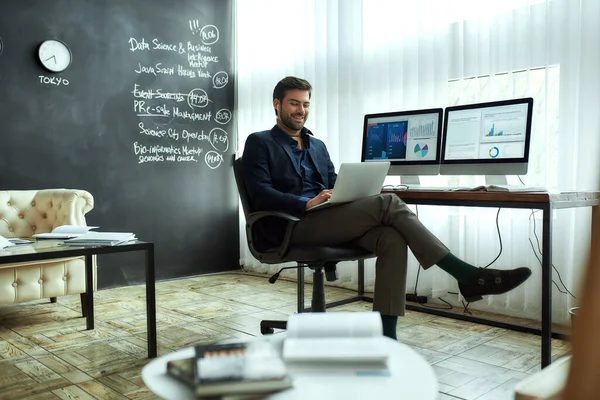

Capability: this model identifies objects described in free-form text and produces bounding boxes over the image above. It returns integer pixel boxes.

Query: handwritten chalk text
[38,76,69,86]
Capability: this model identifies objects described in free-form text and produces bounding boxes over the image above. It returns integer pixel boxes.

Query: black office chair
[233,157,375,334]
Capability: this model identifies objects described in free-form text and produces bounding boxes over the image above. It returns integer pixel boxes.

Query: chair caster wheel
[261,327,275,335]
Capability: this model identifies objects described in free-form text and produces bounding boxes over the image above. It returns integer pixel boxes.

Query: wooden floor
[0,271,570,400]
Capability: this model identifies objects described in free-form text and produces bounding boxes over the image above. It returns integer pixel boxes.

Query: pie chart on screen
[414,143,429,158]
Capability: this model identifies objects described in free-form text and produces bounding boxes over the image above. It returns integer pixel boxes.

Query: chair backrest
[233,158,253,219]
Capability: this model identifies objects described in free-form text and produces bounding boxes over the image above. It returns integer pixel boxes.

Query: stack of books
[167,340,292,397]
[63,232,136,246]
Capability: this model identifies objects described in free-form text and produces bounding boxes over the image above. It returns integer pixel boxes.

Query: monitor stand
[400,175,421,186]
[485,175,508,186]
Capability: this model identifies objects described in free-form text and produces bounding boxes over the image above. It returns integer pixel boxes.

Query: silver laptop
[307,162,391,212]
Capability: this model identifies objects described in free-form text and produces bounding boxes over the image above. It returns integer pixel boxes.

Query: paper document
[0,236,15,250]
[283,312,388,363]
[33,225,99,239]
[63,232,136,246]
[7,238,35,245]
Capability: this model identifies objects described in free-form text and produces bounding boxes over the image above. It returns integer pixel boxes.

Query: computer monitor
[440,98,533,185]
[361,108,443,185]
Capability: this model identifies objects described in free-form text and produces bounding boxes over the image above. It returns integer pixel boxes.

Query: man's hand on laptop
[306,190,333,210]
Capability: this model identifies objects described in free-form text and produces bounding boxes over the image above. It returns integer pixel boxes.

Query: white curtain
[235,0,600,324]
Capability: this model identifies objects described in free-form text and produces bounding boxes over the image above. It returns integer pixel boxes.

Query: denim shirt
[284,133,326,200]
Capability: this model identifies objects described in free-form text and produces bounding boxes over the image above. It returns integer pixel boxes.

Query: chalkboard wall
[0,0,239,288]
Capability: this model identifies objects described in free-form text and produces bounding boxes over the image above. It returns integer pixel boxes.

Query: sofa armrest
[47,189,94,227]
[0,189,94,237]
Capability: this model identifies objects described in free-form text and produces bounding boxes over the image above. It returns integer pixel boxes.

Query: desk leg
[541,205,553,368]
[297,265,305,313]
[146,244,157,358]
[85,254,94,330]
[358,260,365,297]
[592,205,599,249]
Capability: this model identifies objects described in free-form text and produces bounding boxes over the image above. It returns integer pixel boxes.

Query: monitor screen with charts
[361,108,443,177]
[440,98,533,176]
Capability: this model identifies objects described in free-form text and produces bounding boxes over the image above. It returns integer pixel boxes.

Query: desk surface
[142,336,438,400]
[386,189,600,208]
[0,240,152,264]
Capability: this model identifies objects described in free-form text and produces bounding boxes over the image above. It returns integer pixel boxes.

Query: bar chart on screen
[409,118,436,138]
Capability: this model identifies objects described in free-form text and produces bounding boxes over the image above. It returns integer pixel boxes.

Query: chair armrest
[246,211,300,225]
[246,211,300,260]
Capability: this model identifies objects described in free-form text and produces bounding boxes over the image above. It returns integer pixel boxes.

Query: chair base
[260,295,374,335]
[260,259,371,335]
[260,320,287,334]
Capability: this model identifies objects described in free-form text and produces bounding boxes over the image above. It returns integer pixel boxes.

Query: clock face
[38,39,71,72]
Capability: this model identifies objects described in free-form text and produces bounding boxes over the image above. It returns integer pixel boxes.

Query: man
[242,76,531,339]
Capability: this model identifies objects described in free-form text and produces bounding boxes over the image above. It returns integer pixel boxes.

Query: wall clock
[38,39,71,72]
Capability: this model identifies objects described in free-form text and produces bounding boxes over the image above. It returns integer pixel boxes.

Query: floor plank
[0,271,569,400]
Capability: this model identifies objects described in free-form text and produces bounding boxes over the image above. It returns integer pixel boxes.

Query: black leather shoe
[458,267,532,302]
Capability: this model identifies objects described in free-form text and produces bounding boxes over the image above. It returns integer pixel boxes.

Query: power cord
[528,210,576,298]
[410,204,453,310]
[267,266,301,284]
[483,208,504,268]
[462,207,575,316]
[461,208,503,314]
[519,177,575,298]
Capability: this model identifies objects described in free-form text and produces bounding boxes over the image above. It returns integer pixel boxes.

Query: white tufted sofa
[0,189,95,315]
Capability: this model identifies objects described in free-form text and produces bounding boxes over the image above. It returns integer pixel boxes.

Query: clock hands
[39,40,71,72]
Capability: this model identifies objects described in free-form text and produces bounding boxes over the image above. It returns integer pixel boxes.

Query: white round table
[142,336,438,400]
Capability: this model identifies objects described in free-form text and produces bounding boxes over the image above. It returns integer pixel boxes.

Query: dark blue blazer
[242,125,337,249]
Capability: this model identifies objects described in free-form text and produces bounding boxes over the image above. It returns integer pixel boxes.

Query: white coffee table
[142,336,438,399]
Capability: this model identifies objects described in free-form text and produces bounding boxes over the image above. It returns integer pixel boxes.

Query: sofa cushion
[0,189,93,237]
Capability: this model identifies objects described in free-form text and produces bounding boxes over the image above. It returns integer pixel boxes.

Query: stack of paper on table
[33,225,99,239]
[469,184,547,193]
[63,232,136,246]
[282,311,388,364]
[7,238,35,245]
[0,235,14,249]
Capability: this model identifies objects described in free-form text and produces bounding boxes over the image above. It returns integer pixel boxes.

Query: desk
[142,336,438,400]
[383,190,599,368]
[0,240,157,358]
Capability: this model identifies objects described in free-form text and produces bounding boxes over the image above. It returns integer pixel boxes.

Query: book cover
[166,357,194,387]
[193,341,292,397]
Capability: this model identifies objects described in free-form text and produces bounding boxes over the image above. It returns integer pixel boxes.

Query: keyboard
[486,185,547,192]
[384,185,547,193]
[449,185,547,193]
[405,186,450,192]
[384,186,449,192]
